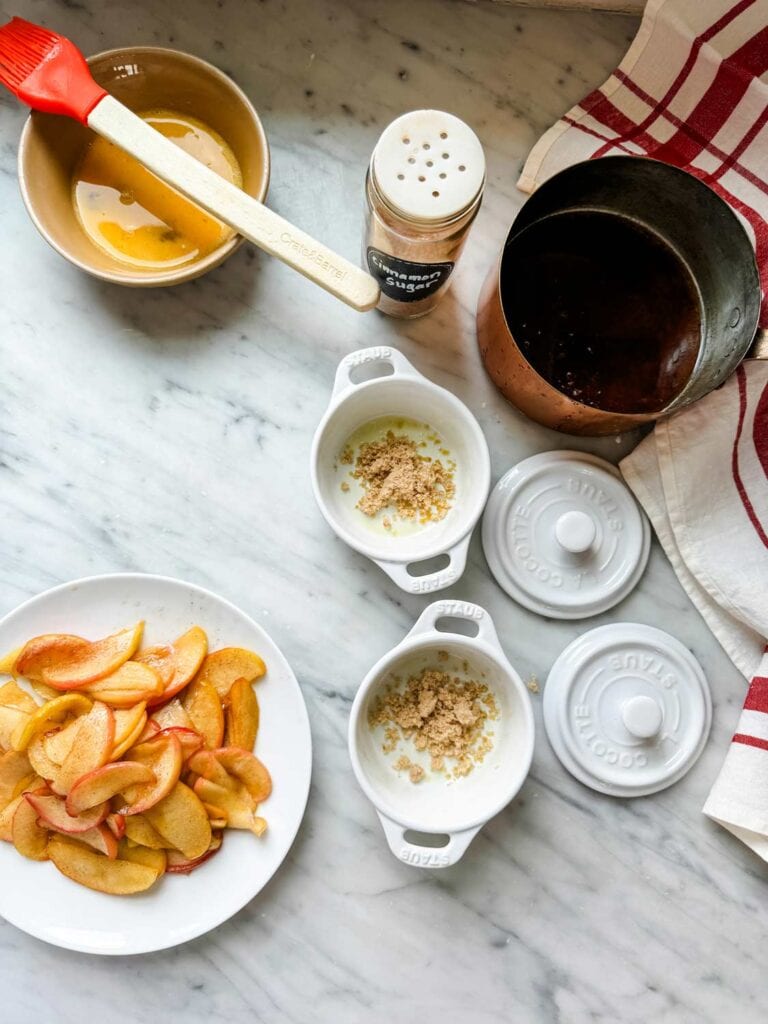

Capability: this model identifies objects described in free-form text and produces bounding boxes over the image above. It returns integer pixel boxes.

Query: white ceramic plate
[0,574,312,955]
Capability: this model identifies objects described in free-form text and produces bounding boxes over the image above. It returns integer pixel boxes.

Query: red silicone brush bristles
[0,16,106,123]
[0,18,60,89]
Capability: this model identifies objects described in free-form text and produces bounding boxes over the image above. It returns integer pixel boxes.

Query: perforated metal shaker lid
[371,110,485,223]
[543,623,712,797]
[481,451,650,619]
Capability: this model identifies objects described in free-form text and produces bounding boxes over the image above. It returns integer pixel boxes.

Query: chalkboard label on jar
[367,248,454,303]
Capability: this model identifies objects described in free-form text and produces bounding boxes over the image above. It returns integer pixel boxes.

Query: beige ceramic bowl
[18,46,270,286]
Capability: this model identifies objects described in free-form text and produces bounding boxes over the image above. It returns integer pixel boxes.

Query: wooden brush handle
[88,95,380,312]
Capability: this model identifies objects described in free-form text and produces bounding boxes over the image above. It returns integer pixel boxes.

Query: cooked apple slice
[225,677,259,751]
[66,761,156,815]
[133,644,175,689]
[154,726,204,762]
[10,692,92,752]
[118,839,166,876]
[193,777,266,836]
[106,812,126,839]
[0,645,22,674]
[150,698,193,732]
[0,681,37,749]
[200,802,228,829]
[47,834,161,894]
[72,823,119,859]
[27,733,62,781]
[187,749,235,790]
[182,679,224,749]
[142,626,208,708]
[136,719,161,743]
[116,733,182,815]
[13,634,88,680]
[123,813,172,849]
[84,661,163,707]
[13,795,50,860]
[165,831,222,874]
[42,716,83,765]
[52,702,115,795]
[0,749,34,808]
[144,782,212,860]
[216,747,272,803]
[42,623,144,690]
[0,794,24,841]
[110,703,148,760]
[26,792,109,834]
[195,647,266,698]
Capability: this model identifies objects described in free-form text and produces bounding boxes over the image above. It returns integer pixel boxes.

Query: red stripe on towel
[733,733,768,751]
[743,675,768,712]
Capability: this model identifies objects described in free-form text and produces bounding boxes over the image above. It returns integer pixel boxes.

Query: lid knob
[554,510,596,555]
[621,695,663,740]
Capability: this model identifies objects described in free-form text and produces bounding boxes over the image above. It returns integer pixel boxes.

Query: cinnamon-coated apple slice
[27,733,62,782]
[0,749,34,808]
[118,839,167,876]
[0,681,37,749]
[153,726,204,762]
[165,831,223,874]
[10,692,92,752]
[13,794,50,860]
[194,647,266,699]
[106,812,126,839]
[142,626,208,708]
[12,634,88,680]
[224,677,260,751]
[109,703,148,760]
[26,792,109,834]
[0,794,24,841]
[51,702,115,795]
[41,623,144,690]
[122,812,172,849]
[181,678,224,749]
[115,733,182,816]
[216,747,272,803]
[66,761,156,815]
[143,781,212,860]
[72,823,119,859]
[192,777,266,836]
[150,698,193,732]
[47,834,161,894]
[84,661,163,707]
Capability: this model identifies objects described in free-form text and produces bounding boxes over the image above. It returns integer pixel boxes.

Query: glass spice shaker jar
[364,110,486,318]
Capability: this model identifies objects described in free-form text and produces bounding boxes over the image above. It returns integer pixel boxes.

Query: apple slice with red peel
[200,802,227,829]
[106,812,126,839]
[26,792,109,834]
[52,702,115,796]
[144,782,212,860]
[182,679,224,749]
[123,813,172,849]
[142,626,208,708]
[165,831,223,874]
[216,747,272,803]
[13,795,50,860]
[42,623,144,690]
[84,662,163,707]
[72,823,119,859]
[48,834,161,894]
[195,647,266,699]
[13,634,89,680]
[118,839,166,875]
[187,749,235,790]
[66,761,156,815]
[116,733,182,815]
[150,698,193,732]
[0,645,22,674]
[10,692,92,752]
[225,677,259,751]
[154,726,203,762]
[0,749,34,808]
[136,719,161,743]
[134,644,175,689]
[193,777,266,835]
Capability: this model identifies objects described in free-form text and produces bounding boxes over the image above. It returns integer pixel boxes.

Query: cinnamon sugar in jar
[364,110,485,318]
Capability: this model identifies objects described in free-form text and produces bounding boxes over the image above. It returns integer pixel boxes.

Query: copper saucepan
[477,157,762,436]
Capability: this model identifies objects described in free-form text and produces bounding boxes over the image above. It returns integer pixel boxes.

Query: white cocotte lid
[481,451,650,619]
[543,623,712,797]
[371,110,485,222]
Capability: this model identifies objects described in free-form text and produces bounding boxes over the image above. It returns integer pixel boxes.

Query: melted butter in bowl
[72,109,242,270]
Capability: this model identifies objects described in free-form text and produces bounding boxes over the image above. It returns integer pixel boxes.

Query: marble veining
[0,0,766,1021]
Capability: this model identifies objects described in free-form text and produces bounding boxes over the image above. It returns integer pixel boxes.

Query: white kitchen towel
[621,361,768,859]
[519,0,768,332]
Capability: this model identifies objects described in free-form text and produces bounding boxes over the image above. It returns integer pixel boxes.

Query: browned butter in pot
[501,211,702,414]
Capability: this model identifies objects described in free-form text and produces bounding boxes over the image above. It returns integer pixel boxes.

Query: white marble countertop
[1,0,766,1021]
